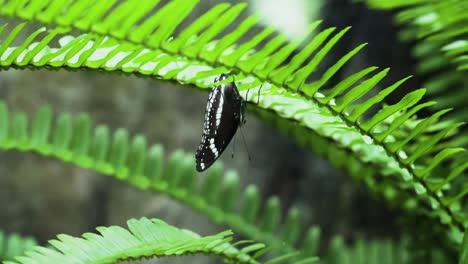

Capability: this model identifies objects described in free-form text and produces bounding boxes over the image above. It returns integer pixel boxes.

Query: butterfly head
[214,73,230,83]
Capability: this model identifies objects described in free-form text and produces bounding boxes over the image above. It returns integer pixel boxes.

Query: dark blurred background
[0,0,422,262]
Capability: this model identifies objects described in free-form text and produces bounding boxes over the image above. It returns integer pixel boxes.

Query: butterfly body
[195,74,245,172]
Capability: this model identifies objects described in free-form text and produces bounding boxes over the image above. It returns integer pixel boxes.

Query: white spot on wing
[210,143,219,157]
[216,91,224,126]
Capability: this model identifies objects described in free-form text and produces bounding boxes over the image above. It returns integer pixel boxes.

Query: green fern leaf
[0,231,37,261]
[4,217,266,264]
[361,0,468,122]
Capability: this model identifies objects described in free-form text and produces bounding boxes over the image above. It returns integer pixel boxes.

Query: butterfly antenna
[257,83,264,105]
[245,88,251,101]
[239,125,252,162]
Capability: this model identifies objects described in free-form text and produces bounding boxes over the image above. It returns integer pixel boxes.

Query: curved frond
[360,0,468,122]
[0,0,466,254]
[0,101,319,262]
[0,231,37,261]
[4,217,264,264]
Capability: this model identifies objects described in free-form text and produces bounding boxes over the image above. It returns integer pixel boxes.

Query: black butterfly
[195,73,246,172]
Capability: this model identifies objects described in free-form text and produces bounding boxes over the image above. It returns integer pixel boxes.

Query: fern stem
[251,79,465,233]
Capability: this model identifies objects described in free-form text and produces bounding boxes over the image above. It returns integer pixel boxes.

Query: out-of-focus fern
[0,0,466,257]
[3,217,274,264]
[324,237,408,264]
[322,236,450,264]
[0,101,320,262]
[461,230,468,264]
[0,231,37,262]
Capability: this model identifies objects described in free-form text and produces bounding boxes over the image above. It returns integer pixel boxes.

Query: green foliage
[358,2,468,256]
[459,232,468,264]
[461,230,468,264]
[0,1,465,249]
[0,231,37,262]
[360,0,468,122]
[324,237,410,264]
[0,0,466,262]
[0,101,319,262]
[321,235,449,264]
[3,217,266,264]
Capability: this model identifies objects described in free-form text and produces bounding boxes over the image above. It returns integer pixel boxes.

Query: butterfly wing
[195,78,242,172]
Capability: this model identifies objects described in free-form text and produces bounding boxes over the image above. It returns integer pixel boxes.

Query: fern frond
[360,0,468,123]
[0,0,466,254]
[323,235,451,264]
[0,101,320,262]
[4,217,266,264]
[0,231,37,261]
[461,229,468,264]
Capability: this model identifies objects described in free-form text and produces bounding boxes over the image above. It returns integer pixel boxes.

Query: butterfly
[195,73,246,172]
